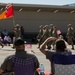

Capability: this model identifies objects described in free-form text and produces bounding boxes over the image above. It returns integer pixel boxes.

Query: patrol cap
[15,24,20,27]
[14,38,25,46]
[67,24,71,27]
[50,24,53,26]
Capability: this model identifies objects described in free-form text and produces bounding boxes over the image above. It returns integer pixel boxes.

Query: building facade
[0,4,75,42]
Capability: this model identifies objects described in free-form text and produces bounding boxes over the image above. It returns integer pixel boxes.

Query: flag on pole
[0,4,14,19]
[6,4,14,18]
[0,11,6,19]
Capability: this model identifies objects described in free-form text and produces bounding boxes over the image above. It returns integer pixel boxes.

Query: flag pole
[13,16,15,26]
[12,3,15,26]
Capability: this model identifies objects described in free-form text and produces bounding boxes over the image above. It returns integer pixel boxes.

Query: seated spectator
[6,36,12,46]
[2,36,8,45]
[0,36,3,42]
[1,29,8,39]
[0,38,39,75]
[39,37,72,75]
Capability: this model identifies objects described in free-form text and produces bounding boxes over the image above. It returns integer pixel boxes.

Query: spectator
[39,37,72,75]
[2,36,8,45]
[6,36,12,46]
[0,36,3,42]
[0,38,39,75]
[1,29,8,39]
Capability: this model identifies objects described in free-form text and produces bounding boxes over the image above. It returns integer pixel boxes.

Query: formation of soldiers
[12,23,74,50]
[37,24,59,50]
[37,24,75,50]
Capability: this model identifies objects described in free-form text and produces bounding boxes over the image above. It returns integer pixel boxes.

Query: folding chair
[52,54,75,75]
[12,56,37,75]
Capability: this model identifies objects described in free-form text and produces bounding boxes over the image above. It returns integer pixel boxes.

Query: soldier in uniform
[12,24,21,39]
[66,24,74,50]
[47,24,54,49]
[41,25,49,48]
[49,24,54,37]
[37,25,43,48]
[12,24,21,48]
[52,26,58,50]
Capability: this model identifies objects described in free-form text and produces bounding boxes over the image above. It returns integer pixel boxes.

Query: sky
[0,0,75,6]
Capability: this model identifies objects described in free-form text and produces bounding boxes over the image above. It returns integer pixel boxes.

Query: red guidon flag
[0,4,14,19]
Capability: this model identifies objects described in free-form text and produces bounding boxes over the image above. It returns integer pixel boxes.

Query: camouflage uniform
[41,25,49,43]
[49,24,54,37]
[41,25,49,49]
[47,25,54,49]
[12,24,21,48]
[13,24,21,39]
[66,24,74,50]
[52,26,58,49]
[37,25,43,48]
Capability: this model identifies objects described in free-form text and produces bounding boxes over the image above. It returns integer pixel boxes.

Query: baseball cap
[14,38,24,46]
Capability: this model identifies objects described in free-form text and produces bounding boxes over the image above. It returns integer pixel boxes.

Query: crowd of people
[0,29,11,47]
[37,24,57,49]
[0,23,74,75]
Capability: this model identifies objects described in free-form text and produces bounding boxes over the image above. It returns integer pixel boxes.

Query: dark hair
[14,38,24,46]
[55,39,66,51]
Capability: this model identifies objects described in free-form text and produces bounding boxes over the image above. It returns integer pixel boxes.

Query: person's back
[39,37,72,75]
[0,38,39,75]
[13,52,39,75]
[52,54,75,75]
